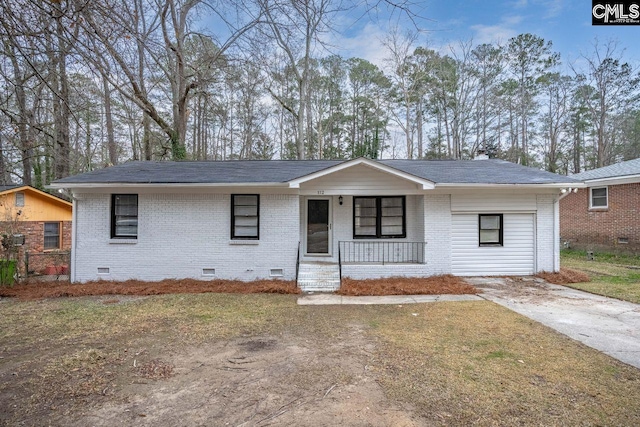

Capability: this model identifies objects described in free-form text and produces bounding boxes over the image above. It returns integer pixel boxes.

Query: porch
[297,240,427,292]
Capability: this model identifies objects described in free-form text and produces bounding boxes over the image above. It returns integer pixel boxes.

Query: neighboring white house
[50,157,582,291]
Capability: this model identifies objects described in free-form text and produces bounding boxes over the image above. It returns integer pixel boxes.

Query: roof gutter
[434,182,587,189]
[47,182,290,190]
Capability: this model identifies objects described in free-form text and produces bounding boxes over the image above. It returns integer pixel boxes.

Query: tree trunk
[102,74,117,165]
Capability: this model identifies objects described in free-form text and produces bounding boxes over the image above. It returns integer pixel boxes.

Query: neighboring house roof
[50,158,581,188]
[0,185,72,207]
[0,184,19,192]
[570,158,640,185]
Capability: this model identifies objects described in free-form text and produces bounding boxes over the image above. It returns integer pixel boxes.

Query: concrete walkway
[468,277,640,370]
[297,293,482,305]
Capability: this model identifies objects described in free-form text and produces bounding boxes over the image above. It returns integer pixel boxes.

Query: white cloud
[470,15,523,45]
[324,22,392,67]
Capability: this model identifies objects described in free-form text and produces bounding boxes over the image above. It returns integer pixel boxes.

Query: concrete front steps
[297,262,341,292]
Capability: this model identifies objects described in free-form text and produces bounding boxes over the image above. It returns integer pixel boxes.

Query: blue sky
[329,0,639,69]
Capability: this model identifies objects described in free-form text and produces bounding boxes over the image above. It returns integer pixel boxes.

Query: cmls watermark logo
[593,1,640,24]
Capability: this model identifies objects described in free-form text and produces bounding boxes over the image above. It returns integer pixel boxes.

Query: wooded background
[1,0,639,188]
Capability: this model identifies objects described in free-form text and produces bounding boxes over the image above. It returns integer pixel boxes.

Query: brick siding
[560,183,640,253]
[0,220,71,274]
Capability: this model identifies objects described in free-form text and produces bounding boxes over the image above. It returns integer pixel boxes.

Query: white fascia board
[435,182,587,189]
[287,157,435,190]
[47,182,289,190]
[583,174,640,186]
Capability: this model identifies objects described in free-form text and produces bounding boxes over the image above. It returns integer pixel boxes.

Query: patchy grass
[561,250,640,304]
[0,278,300,300]
[562,248,640,266]
[372,301,640,425]
[337,275,477,296]
[536,268,590,285]
[1,295,639,425]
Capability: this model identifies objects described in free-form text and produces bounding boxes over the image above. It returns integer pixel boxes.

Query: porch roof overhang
[287,157,436,190]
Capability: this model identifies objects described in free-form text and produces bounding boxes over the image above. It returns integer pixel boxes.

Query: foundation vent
[202,268,216,276]
[97,267,110,274]
[269,268,284,277]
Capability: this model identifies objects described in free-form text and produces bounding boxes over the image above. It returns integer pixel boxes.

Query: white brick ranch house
[50,157,582,291]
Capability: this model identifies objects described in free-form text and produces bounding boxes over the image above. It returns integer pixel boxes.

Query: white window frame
[589,186,608,209]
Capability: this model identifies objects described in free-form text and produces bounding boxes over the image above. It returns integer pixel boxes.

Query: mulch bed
[0,278,301,300]
[1,275,480,300]
[536,268,591,285]
[337,275,478,296]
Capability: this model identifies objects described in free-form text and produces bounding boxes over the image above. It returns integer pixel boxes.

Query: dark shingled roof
[570,158,640,181]
[0,184,19,192]
[52,159,579,186]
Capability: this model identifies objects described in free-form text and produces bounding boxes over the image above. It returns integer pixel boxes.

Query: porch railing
[338,241,426,265]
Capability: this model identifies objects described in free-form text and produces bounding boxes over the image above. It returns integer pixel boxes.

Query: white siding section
[73,192,299,282]
[451,193,536,212]
[300,164,421,194]
[451,213,535,276]
[536,194,556,272]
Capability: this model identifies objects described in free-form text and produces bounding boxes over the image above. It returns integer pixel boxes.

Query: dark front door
[306,199,330,254]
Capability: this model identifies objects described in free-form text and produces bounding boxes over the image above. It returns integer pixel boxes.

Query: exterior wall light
[339,195,343,205]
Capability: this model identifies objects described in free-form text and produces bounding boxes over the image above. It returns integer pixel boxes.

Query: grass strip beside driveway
[562,252,640,304]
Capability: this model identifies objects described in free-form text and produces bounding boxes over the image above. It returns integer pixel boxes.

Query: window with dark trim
[111,194,138,238]
[590,187,608,208]
[44,222,60,250]
[353,196,406,238]
[231,194,259,239]
[479,214,503,246]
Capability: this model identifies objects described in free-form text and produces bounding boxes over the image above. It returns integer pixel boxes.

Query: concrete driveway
[468,277,640,370]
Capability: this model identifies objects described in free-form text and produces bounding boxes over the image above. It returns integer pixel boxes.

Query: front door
[306,198,331,255]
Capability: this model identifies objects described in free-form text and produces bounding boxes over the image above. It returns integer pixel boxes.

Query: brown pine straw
[337,275,477,296]
[535,268,590,285]
[0,278,300,300]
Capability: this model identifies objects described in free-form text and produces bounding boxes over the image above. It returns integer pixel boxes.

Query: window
[590,187,608,208]
[44,222,60,250]
[353,196,405,238]
[15,192,24,207]
[111,194,138,238]
[232,194,259,239]
[479,214,503,246]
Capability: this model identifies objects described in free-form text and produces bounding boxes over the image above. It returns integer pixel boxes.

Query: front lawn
[0,294,638,426]
[561,249,640,304]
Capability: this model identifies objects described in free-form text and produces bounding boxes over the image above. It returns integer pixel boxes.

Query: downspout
[555,188,579,272]
[553,194,560,272]
[70,192,78,282]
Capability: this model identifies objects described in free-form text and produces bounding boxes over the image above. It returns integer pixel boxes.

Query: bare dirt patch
[337,275,477,296]
[56,331,420,427]
[0,278,300,300]
[536,268,590,285]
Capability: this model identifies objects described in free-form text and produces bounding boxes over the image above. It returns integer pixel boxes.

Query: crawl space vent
[269,268,284,277]
[97,267,110,274]
[202,268,216,276]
